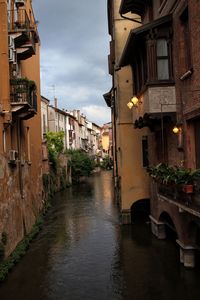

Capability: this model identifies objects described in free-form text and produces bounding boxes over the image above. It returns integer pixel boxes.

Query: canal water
[0,171,200,300]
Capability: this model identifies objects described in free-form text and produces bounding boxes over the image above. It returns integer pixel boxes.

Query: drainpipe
[112,87,120,206]
[112,91,118,179]
[17,119,24,198]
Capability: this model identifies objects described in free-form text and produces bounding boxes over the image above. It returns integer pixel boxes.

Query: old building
[101,122,113,158]
[92,122,101,157]
[0,0,43,256]
[41,102,102,157]
[47,105,77,150]
[41,96,49,137]
[119,0,200,267]
[105,0,150,224]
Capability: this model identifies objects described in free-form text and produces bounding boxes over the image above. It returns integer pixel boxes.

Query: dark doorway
[131,199,150,223]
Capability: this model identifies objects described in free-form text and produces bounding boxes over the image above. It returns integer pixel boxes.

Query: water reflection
[0,171,121,300]
[0,171,200,300]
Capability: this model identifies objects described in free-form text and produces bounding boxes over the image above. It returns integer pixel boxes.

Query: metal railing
[8,9,30,32]
[158,183,200,213]
[10,78,37,112]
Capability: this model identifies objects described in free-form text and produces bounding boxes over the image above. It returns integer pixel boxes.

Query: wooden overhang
[119,14,172,67]
[119,0,150,16]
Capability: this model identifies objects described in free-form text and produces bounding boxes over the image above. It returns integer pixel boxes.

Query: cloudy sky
[32,0,111,126]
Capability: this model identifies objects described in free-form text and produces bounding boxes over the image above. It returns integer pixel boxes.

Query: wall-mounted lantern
[127,96,142,109]
[172,126,181,134]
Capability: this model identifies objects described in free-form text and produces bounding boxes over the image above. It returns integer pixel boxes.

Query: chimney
[77,110,80,122]
[73,110,77,118]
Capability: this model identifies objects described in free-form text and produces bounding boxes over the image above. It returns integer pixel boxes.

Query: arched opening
[159,211,178,241]
[131,199,150,223]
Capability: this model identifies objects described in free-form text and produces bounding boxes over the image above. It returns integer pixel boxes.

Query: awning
[103,89,113,108]
[119,0,150,16]
[119,14,172,67]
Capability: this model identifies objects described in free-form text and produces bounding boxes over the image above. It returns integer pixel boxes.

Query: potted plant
[174,167,200,194]
[148,164,200,195]
[147,163,176,185]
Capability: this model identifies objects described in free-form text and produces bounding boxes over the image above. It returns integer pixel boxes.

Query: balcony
[142,86,176,116]
[10,78,37,120]
[149,164,200,217]
[156,182,200,218]
[8,9,38,60]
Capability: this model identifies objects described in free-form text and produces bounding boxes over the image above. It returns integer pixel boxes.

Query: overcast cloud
[32,0,111,126]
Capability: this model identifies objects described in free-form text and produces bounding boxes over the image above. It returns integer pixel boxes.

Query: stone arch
[131,198,150,223]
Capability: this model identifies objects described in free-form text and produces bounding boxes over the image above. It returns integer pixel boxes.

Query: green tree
[46,131,64,168]
[67,149,95,183]
[101,155,113,170]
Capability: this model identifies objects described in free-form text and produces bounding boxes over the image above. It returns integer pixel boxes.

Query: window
[132,33,172,95]
[156,39,169,80]
[3,130,6,153]
[127,16,173,95]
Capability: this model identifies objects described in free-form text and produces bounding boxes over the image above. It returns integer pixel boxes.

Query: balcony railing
[8,9,39,60]
[157,182,200,215]
[10,78,37,112]
[8,9,30,33]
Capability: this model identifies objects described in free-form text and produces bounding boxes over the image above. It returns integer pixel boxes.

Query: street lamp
[127,96,142,109]
[172,125,181,134]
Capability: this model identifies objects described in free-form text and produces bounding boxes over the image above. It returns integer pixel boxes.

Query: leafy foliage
[101,155,113,170]
[148,163,200,185]
[67,149,95,182]
[46,131,64,168]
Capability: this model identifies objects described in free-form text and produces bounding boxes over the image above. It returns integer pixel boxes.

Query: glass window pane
[157,59,169,80]
[157,39,168,56]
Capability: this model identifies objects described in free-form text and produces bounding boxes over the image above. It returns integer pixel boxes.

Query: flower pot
[182,184,193,194]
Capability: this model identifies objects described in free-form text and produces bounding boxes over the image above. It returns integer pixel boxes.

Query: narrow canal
[0,171,200,300]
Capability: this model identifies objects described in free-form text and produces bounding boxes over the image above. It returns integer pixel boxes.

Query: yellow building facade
[106,0,150,224]
[0,0,43,256]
